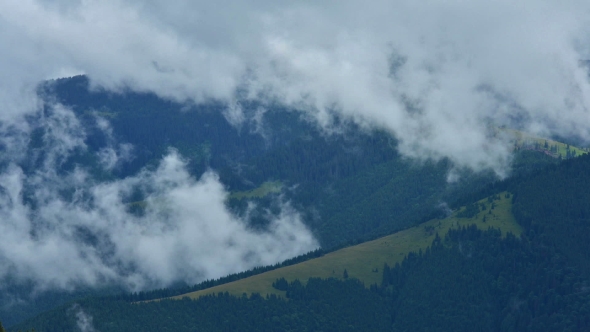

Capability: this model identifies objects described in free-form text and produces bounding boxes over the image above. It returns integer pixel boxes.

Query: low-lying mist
[1,0,590,295]
[0,104,318,292]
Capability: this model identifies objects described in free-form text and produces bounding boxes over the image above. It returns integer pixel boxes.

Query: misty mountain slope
[19,229,590,332]
[39,76,572,249]
[511,152,590,278]
[40,75,296,181]
[9,192,521,331]
[36,76,464,248]
[0,75,581,327]
[157,192,519,301]
[14,174,590,332]
[506,128,589,159]
[12,280,393,332]
[4,2,590,331]
[232,148,560,248]
[0,77,330,326]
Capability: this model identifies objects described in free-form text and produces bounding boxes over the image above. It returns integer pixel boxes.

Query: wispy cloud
[0,0,589,291]
[0,0,590,172]
[2,1,589,173]
[69,304,99,332]
[0,104,317,291]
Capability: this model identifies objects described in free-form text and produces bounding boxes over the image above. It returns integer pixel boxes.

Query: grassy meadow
[503,128,588,158]
[166,192,521,301]
[229,181,283,200]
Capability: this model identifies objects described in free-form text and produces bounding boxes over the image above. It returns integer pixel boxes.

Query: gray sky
[3,0,590,170]
[1,0,590,290]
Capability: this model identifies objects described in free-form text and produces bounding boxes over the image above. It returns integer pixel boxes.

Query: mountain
[167,191,520,300]
[11,153,590,331]
[2,75,589,329]
[36,76,571,248]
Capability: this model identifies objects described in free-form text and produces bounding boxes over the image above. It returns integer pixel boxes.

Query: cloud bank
[1,0,590,290]
[70,304,99,332]
[3,0,590,172]
[0,104,317,291]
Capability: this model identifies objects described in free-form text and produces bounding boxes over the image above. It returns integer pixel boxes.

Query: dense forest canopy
[3,1,590,330]
[0,75,586,328]
[9,136,590,331]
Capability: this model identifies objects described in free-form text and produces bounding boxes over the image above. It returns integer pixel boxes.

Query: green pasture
[167,192,521,301]
[229,181,283,200]
[503,128,588,158]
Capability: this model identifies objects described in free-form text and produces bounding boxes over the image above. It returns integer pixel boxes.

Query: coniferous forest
[4,2,590,331]
[10,151,590,331]
[0,76,587,331]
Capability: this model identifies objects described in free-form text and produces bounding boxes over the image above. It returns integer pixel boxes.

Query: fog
[0,103,317,291]
[1,0,590,290]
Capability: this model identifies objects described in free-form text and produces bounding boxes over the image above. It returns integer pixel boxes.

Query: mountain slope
[13,154,590,331]
[168,192,521,300]
[3,76,588,328]
[14,187,590,331]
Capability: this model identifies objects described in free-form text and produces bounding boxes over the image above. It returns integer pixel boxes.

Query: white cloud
[2,0,589,173]
[1,0,590,290]
[94,115,134,170]
[0,105,318,291]
[70,304,99,332]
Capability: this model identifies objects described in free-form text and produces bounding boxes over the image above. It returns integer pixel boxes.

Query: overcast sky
[3,0,590,169]
[1,0,590,291]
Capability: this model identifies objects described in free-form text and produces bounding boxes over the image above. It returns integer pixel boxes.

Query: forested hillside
[13,228,590,331]
[12,154,590,331]
[4,0,590,330]
[39,76,565,249]
[164,192,520,300]
[2,76,587,329]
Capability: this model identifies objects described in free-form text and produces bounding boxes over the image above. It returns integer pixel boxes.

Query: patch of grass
[229,181,283,200]
[167,192,521,301]
[503,128,588,158]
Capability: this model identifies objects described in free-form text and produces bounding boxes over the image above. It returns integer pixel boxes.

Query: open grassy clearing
[503,128,588,158]
[167,192,521,301]
[229,181,283,200]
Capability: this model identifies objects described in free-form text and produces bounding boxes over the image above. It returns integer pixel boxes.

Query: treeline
[14,75,589,330]
[118,248,324,302]
[307,149,557,248]
[14,150,590,331]
[14,281,390,332]
[41,76,280,182]
[0,322,33,332]
[16,225,590,331]
[381,226,590,331]
[511,152,590,277]
[2,75,459,325]
[448,149,559,210]
[40,75,561,250]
